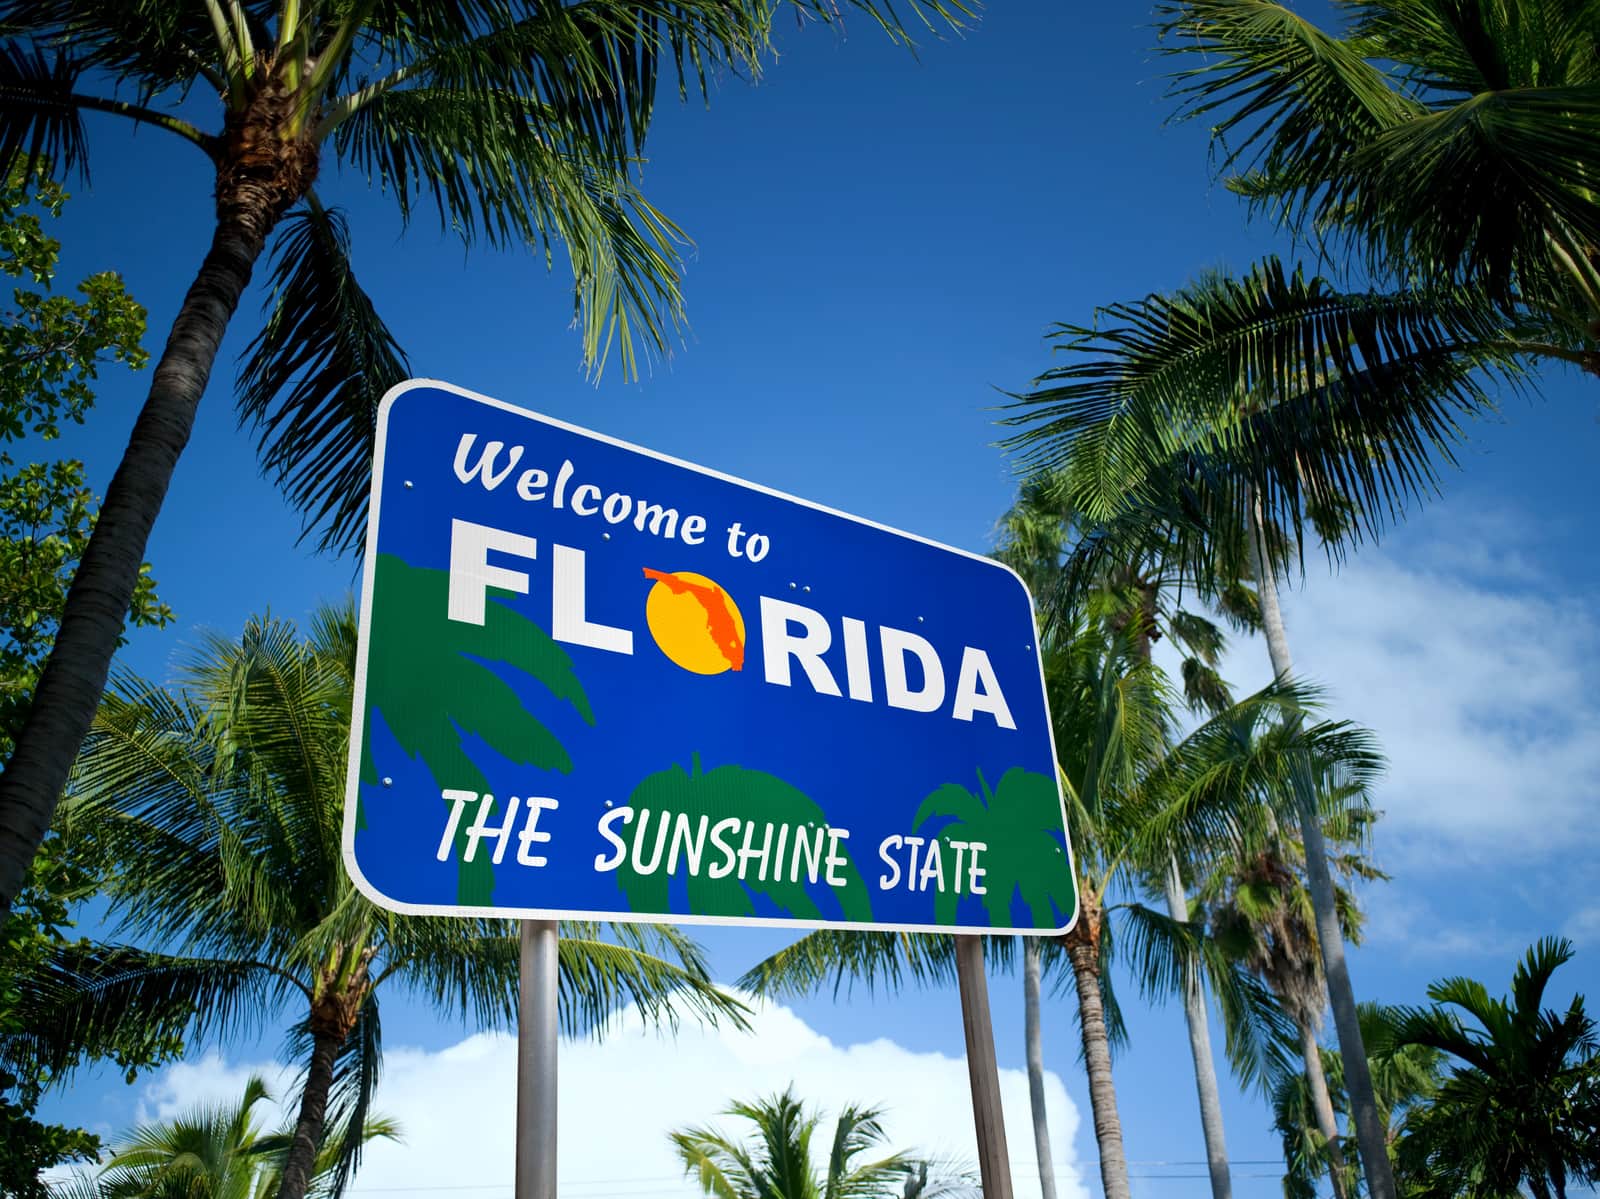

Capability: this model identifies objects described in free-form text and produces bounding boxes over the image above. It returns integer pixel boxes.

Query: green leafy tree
[0,162,171,1199]
[0,0,968,918]
[1202,811,1381,1199]
[1001,12,1600,1195]
[0,163,167,759]
[42,1077,397,1199]
[997,471,1246,1199]
[671,1087,973,1199]
[58,603,745,1199]
[1384,938,1600,1199]
[1,841,110,1198]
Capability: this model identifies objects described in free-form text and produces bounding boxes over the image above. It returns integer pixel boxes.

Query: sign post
[515,920,559,1199]
[955,937,1014,1199]
[342,379,1079,1194]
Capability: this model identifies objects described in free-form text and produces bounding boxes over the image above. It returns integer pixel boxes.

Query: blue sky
[31,2,1600,1196]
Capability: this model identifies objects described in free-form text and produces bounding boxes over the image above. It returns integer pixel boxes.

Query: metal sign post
[515,920,559,1199]
[955,935,1014,1199]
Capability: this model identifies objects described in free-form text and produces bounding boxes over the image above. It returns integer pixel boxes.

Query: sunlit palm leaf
[0,0,239,93]
[4,945,295,1081]
[1001,259,1518,572]
[1157,0,1600,309]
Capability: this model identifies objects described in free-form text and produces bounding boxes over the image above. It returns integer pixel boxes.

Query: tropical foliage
[671,1087,973,1199]
[0,163,167,760]
[0,162,171,1198]
[46,1077,396,1199]
[1158,0,1600,334]
[51,605,744,1199]
[0,0,969,919]
[1384,938,1600,1198]
[5,5,1600,1198]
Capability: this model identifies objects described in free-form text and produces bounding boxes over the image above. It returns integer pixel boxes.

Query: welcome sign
[342,380,1077,933]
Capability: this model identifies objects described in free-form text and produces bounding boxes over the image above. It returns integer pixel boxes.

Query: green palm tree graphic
[912,767,1075,929]
[616,757,873,923]
[359,553,593,906]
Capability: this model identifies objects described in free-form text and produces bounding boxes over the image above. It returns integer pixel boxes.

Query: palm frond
[738,930,1022,1000]
[1157,0,1600,304]
[3,944,293,1080]
[555,924,749,1034]
[0,0,233,93]
[237,201,409,556]
[0,41,89,180]
[1156,0,1420,230]
[329,81,686,378]
[1001,260,1518,572]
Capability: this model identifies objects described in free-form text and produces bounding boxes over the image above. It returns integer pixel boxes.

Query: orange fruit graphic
[642,568,746,674]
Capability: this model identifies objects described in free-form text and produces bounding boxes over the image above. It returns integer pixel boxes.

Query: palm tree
[1384,938,1600,1199]
[95,1076,397,1199]
[996,261,1500,1199]
[1156,0,1600,363]
[744,612,1378,1199]
[0,0,968,917]
[1202,829,1376,1199]
[55,603,745,1199]
[1271,1005,1444,1199]
[671,1087,973,1199]
[997,472,1245,1199]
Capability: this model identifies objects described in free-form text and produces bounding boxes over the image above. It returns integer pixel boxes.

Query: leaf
[237,202,409,556]
[0,43,89,182]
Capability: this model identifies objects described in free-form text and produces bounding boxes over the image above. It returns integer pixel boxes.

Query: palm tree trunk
[1063,912,1131,1199]
[0,202,278,914]
[1022,937,1058,1199]
[1297,1020,1350,1199]
[278,1026,342,1199]
[1162,857,1232,1199]
[1249,502,1397,1199]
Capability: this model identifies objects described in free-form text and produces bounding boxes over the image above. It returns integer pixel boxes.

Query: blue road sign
[343,380,1076,933]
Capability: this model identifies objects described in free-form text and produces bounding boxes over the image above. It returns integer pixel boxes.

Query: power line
[344,1160,1287,1194]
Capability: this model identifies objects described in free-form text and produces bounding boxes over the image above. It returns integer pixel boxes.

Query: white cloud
[112,999,1089,1199]
[1207,546,1600,864]
[1564,905,1600,948]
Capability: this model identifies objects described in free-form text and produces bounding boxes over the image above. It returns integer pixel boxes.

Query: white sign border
[341,378,1079,937]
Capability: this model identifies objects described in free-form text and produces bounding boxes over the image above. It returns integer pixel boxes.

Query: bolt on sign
[342,380,1077,934]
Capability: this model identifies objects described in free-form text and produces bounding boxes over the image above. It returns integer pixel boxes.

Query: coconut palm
[744,610,1376,1199]
[53,603,745,1199]
[94,1076,397,1199]
[1202,818,1379,1199]
[997,471,1246,1199]
[671,1087,974,1199]
[996,259,1502,1199]
[1056,627,1384,1199]
[1272,1005,1445,1199]
[1384,938,1600,1199]
[0,0,968,917]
